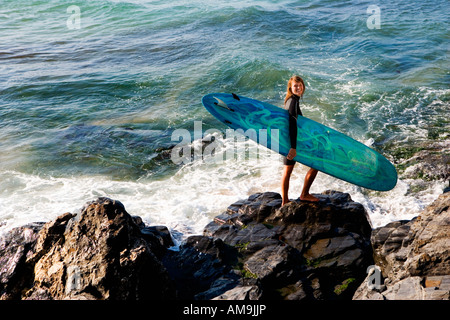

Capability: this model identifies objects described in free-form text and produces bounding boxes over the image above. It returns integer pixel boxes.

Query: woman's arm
[287,97,299,160]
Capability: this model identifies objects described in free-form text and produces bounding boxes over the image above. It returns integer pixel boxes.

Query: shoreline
[1,136,448,236]
[1,186,448,300]
[0,168,447,238]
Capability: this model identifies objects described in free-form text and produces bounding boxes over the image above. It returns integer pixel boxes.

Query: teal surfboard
[202,93,397,191]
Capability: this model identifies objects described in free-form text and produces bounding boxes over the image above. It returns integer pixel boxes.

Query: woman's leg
[281,164,295,206]
[300,168,319,202]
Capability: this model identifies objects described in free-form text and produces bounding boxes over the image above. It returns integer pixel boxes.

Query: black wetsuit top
[284,94,302,149]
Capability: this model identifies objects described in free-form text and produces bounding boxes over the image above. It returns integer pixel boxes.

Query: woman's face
[291,81,304,96]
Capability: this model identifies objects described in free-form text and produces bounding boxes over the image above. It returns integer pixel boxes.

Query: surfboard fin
[213,96,235,112]
[232,93,240,101]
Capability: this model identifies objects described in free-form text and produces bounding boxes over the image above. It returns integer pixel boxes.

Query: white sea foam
[0,136,445,238]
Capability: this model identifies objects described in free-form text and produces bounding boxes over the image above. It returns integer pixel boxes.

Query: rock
[370,219,414,278]
[212,285,262,300]
[400,141,450,182]
[353,192,450,300]
[404,193,450,277]
[4,188,447,301]
[140,225,175,259]
[382,277,424,300]
[375,275,450,300]
[196,190,373,300]
[0,222,44,300]
[162,235,240,300]
[1,197,176,300]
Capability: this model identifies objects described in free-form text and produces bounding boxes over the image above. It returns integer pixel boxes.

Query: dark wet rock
[3,188,447,301]
[197,190,373,300]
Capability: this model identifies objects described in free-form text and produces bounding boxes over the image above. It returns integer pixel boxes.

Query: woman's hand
[287,148,297,160]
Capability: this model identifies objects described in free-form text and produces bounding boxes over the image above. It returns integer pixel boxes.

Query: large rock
[162,235,242,300]
[165,190,374,300]
[0,222,44,300]
[7,189,446,301]
[353,191,450,300]
[400,141,450,182]
[0,197,175,300]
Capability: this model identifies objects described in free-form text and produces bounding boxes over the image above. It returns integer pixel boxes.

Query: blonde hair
[284,75,305,104]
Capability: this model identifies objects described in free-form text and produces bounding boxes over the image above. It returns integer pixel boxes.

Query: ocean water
[0,0,448,237]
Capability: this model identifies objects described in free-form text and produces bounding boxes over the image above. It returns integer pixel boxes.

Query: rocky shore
[0,189,449,300]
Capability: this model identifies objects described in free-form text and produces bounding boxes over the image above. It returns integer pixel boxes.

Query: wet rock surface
[1,189,448,300]
[162,191,373,300]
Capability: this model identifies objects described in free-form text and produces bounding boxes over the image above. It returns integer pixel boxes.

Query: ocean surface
[1,0,448,238]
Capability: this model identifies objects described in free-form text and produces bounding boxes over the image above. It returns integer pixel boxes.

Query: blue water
[0,0,448,234]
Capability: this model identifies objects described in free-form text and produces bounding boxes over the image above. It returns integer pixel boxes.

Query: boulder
[169,190,374,300]
[162,235,241,300]
[353,192,450,300]
[400,141,450,182]
[0,222,44,300]
[1,197,176,300]
[6,189,446,301]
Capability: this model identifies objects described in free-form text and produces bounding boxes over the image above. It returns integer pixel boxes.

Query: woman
[281,75,319,206]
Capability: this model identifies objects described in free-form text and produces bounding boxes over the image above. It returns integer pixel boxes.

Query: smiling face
[285,75,306,104]
[291,81,304,97]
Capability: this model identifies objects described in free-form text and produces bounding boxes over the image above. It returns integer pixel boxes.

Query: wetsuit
[283,94,302,166]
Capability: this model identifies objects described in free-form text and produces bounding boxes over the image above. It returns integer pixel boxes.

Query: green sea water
[0,0,448,234]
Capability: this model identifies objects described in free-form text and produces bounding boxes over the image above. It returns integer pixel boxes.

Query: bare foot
[299,194,319,202]
[281,199,291,207]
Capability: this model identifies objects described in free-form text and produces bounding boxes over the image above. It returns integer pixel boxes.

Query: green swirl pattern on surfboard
[202,93,397,191]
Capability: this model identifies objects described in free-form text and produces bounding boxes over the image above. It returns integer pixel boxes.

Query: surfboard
[202,92,397,191]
